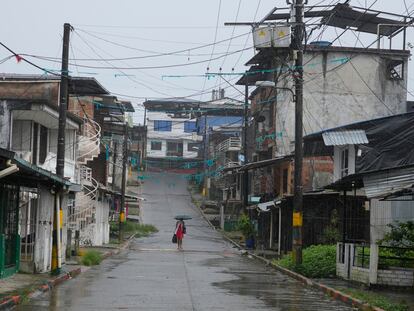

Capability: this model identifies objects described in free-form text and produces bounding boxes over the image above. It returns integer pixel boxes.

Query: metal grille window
[154,120,172,132]
[19,191,37,263]
[151,141,162,150]
[166,141,183,157]
[387,60,404,80]
[0,184,19,270]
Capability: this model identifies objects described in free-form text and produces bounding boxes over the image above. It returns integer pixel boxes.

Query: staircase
[78,118,101,165]
[68,117,101,244]
[68,166,98,235]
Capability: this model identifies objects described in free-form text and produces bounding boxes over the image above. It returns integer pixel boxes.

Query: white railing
[68,165,99,232]
[215,137,241,154]
[77,118,101,165]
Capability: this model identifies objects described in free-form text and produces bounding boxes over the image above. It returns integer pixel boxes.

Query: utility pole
[292,0,304,266]
[119,123,128,242]
[203,116,208,200]
[112,141,118,190]
[53,22,71,275]
[243,75,249,209]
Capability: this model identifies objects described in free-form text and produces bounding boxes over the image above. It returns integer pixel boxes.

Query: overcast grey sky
[1,0,413,123]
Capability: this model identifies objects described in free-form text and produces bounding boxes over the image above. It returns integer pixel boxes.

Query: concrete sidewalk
[0,237,134,310]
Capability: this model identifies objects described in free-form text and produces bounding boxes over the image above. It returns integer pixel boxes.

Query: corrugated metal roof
[363,166,414,198]
[322,130,368,146]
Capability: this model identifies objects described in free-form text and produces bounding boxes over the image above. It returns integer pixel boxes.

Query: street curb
[0,236,136,310]
[0,267,81,311]
[189,188,384,311]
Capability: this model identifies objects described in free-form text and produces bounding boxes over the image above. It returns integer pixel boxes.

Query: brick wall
[377,268,414,287]
[350,266,370,284]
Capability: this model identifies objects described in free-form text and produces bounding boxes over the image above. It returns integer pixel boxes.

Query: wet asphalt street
[16,173,353,310]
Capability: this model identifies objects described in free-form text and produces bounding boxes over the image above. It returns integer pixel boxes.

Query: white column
[220,204,224,230]
[269,211,274,249]
[369,243,379,285]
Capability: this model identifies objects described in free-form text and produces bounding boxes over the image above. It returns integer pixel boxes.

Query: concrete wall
[0,81,59,102]
[377,268,414,287]
[0,100,11,149]
[276,51,408,157]
[79,198,110,246]
[34,185,54,273]
[146,111,200,159]
[146,139,198,159]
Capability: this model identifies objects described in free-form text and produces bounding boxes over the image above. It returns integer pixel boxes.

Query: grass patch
[109,221,158,240]
[81,250,103,266]
[274,245,336,278]
[124,221,158,238]
[339,288,409,311]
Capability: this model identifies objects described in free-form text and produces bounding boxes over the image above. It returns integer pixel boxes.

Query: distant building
[143,99,202,169]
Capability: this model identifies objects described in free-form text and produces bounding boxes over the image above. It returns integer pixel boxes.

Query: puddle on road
[203,256,352,311]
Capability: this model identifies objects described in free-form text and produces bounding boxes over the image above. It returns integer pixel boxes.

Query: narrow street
[15,173,352,311]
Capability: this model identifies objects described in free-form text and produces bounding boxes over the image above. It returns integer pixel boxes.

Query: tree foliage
[379,221,414,248]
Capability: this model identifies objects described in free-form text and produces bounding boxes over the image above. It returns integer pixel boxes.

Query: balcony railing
[215,137,241,154]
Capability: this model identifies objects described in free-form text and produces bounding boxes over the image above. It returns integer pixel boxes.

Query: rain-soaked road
[17,173,353,310]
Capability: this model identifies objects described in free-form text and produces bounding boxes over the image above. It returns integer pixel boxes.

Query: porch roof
[238,155,293,172]
[0,148,77,189]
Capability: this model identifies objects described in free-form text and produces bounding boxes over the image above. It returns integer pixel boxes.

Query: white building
[144,99,202,165]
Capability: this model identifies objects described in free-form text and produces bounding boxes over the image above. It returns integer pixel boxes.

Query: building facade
[144,99,202,169]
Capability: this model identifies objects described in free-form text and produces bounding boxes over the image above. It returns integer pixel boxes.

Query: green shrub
[236,214,256,239]
[81,250,102,266]
[275,245,336,278]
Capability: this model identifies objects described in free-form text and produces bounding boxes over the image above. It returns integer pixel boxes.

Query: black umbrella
[174,215,192,220]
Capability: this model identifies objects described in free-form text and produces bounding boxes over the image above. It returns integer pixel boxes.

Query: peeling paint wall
[34,185,54,273]
[79,199,110,246]
[0,100,11,149]
[276,51,408,156]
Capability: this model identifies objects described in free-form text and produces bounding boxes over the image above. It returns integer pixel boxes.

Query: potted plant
[237,214,256,249]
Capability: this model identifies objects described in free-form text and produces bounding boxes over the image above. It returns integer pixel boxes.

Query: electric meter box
[253,26,291,48]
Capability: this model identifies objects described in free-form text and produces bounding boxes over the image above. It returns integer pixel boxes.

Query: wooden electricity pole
[292,0,304,266]
[53,22,71,275]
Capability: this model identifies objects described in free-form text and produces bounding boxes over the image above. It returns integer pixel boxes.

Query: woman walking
[175,220,185,250]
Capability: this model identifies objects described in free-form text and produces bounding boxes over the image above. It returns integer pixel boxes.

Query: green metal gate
[0,183,20,278]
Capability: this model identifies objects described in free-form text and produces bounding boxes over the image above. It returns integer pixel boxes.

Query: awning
[322,130,368,146]
[248,199,283,212]
[238,156,293,172]
[99,185,144,201]
[0,148,77,189]
[363,166,414,199]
